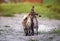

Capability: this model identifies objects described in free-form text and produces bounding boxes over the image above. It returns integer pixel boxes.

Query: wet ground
[0,14,60,41]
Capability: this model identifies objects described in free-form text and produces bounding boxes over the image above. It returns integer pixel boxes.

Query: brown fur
[22,6,41,36]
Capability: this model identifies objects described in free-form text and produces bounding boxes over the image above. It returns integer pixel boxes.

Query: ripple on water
[0,14,60,41]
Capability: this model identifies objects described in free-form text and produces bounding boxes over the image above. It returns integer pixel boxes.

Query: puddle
[0,14,60,41]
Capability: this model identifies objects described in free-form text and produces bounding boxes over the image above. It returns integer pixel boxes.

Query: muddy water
[0,14,60,41]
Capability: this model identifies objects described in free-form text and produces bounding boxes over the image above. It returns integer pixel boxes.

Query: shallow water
[0,14,60,41]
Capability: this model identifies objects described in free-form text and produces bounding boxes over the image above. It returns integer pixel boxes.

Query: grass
[0,3,32,16]
[53,30,60,34]
[51,30,60,35]
[0,3,60,19]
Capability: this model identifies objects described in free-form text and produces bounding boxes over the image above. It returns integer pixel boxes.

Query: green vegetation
[0,3,32,16]
[53,30,60,34]
[0,3,60,19]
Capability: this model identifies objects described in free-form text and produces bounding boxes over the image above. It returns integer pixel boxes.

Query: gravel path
[0,14,60,41]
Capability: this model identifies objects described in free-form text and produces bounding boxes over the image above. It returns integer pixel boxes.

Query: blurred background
[0,0,60,41]
[0,0,60,19]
